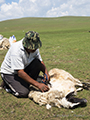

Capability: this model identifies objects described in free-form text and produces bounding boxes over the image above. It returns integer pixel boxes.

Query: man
[0,31,50,98]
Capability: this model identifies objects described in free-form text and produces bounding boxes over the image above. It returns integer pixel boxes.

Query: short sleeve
[11,54,24,70]
[36,49,42,61]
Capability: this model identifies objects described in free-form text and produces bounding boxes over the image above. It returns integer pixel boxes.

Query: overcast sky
[0,0,90,21]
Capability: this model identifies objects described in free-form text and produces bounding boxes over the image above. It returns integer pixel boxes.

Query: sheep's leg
[69,102,80,108]
[82,82,90,90]
[55,99,62,108]
[66,93,87,108]
[69,98,87,108]
[75,82,90,91]
[69,76,82,84]
[76,87,83,92]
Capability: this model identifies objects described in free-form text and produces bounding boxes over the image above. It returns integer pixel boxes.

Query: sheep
[0,37,10,50]
[0,35,16,50]
[28,68,89,109]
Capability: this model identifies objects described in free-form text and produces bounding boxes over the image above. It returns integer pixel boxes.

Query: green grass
[0,16,90,120]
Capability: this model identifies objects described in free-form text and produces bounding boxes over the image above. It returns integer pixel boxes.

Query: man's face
[25,47,37,53]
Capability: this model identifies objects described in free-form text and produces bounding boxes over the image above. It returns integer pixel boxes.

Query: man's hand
[37,82,49,92]
[44,73,50,82]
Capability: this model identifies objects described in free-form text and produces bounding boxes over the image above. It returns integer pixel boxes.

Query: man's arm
[41,61,50,82]
[17,69,49,92]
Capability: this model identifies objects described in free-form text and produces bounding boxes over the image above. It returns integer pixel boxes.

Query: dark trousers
[1,58,42,98]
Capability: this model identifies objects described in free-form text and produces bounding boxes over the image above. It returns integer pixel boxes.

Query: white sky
[0,0,90,21]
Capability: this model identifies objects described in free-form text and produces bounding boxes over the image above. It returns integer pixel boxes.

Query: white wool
[46,104,52,109]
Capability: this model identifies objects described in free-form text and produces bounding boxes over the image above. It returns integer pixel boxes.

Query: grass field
[0,16,90,120]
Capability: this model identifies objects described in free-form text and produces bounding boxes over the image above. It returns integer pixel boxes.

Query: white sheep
[28,68,89,109]
[0,37,10,50]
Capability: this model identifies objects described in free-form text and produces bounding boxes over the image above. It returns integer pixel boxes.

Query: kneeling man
[0,31,50,97]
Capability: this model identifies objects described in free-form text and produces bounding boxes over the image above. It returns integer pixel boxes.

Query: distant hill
[0,16,90,39]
